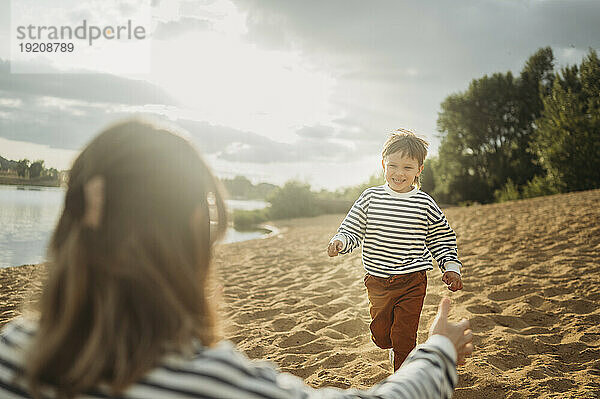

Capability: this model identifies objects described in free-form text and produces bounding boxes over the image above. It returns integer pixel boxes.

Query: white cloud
[555,46,590,68]
[0,98,22,108]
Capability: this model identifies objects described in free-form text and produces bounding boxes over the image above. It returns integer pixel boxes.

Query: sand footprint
[578,347,600,363]
[556,298,598,314]
[279,331,318,348]
[321,328,346,340]
[540,378,576,393]
[329,319,368,338]
[486,352,531,371]
[316,302,351,319]
[519,309,559,327]
[270,316,298,332]
[314,370,351,389]
[305,320,329,333]
[468,315,495,333]
[490,314,529,329]
[488,288,532,301]
[580,332,600,344]
[286,340,334,355]
[310,295,338,306]
[541,286,574,297]
[466,303,500,314]
[318,352,356,369]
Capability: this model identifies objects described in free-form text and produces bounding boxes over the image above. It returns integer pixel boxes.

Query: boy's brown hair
[382,128,429,187]
[382,128,429,166]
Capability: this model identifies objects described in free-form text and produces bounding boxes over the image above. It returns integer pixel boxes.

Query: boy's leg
[390,271,427,370]
[364,274,394,350]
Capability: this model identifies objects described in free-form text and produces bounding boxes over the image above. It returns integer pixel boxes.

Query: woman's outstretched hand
[430,298,473,365]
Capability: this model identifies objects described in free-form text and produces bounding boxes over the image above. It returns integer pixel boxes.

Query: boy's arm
[425,200,462,275]
[329,191,369,255]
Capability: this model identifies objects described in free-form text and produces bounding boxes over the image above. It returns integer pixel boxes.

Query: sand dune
[2,189,599,398]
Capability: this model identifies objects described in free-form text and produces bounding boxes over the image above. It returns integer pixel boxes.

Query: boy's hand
[327,240,343,257]
[442,271,463,291]
[430,298,473,366]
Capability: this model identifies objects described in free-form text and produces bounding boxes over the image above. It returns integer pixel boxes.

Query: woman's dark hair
[25,120,227,398]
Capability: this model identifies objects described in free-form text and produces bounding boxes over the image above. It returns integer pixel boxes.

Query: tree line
[0,157,60,181]
[425,47,600,204]
[231,180,357,229]
[220,175,277,200]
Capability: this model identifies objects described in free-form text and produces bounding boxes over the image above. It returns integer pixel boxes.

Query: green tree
[494,178,521,202]
[29,160,45,179]
[436,72,517,203]
[512,47,554,181]
[220,176,276,199]
[436,48,554,204]
[47,168,59,179]
[267,181,319,219]
[222,175,253,198]
[531,49,600,191]
[16,159,30,177]
[249,182,277,199]
[420,158,437,194]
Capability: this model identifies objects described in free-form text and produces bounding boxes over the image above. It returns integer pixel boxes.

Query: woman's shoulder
[141,341,289,398]
[160,340,280,381]
[0,316,37,392]
[0,316,38,350]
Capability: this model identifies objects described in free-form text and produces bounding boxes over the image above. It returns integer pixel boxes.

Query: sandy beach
[1,189,599,398]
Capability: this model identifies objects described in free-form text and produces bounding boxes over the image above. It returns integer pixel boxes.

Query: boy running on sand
[327,129,463,371]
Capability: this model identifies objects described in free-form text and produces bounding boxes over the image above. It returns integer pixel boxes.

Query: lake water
[0,185,269,268]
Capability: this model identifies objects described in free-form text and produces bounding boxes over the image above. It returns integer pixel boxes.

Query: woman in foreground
[0,120,473,399]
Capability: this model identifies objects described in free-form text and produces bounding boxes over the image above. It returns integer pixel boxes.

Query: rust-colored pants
[364,271,427,371]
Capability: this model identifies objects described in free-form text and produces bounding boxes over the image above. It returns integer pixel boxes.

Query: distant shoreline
[0,176,61,188]
[4,224,281,269]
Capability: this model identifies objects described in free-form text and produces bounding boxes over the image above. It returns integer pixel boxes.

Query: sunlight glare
[149,1,336,142]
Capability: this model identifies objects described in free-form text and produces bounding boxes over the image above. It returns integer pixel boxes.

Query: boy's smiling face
[382,151,424,193]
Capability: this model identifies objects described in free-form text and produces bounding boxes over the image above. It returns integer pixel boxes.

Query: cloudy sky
[1,0,599,189]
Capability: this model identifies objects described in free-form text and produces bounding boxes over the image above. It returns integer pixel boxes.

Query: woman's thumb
[430,297,451,336]
[438,297,451,320]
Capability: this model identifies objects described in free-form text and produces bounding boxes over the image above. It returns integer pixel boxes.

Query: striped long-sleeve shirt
[0,317,458,398]
[331,185,461,277]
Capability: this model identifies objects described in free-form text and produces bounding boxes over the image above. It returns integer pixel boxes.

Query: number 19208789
[18,42,74,52]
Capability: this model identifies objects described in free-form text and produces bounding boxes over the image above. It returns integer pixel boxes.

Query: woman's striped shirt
[0,317,458,398]
[331,185,461,277]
